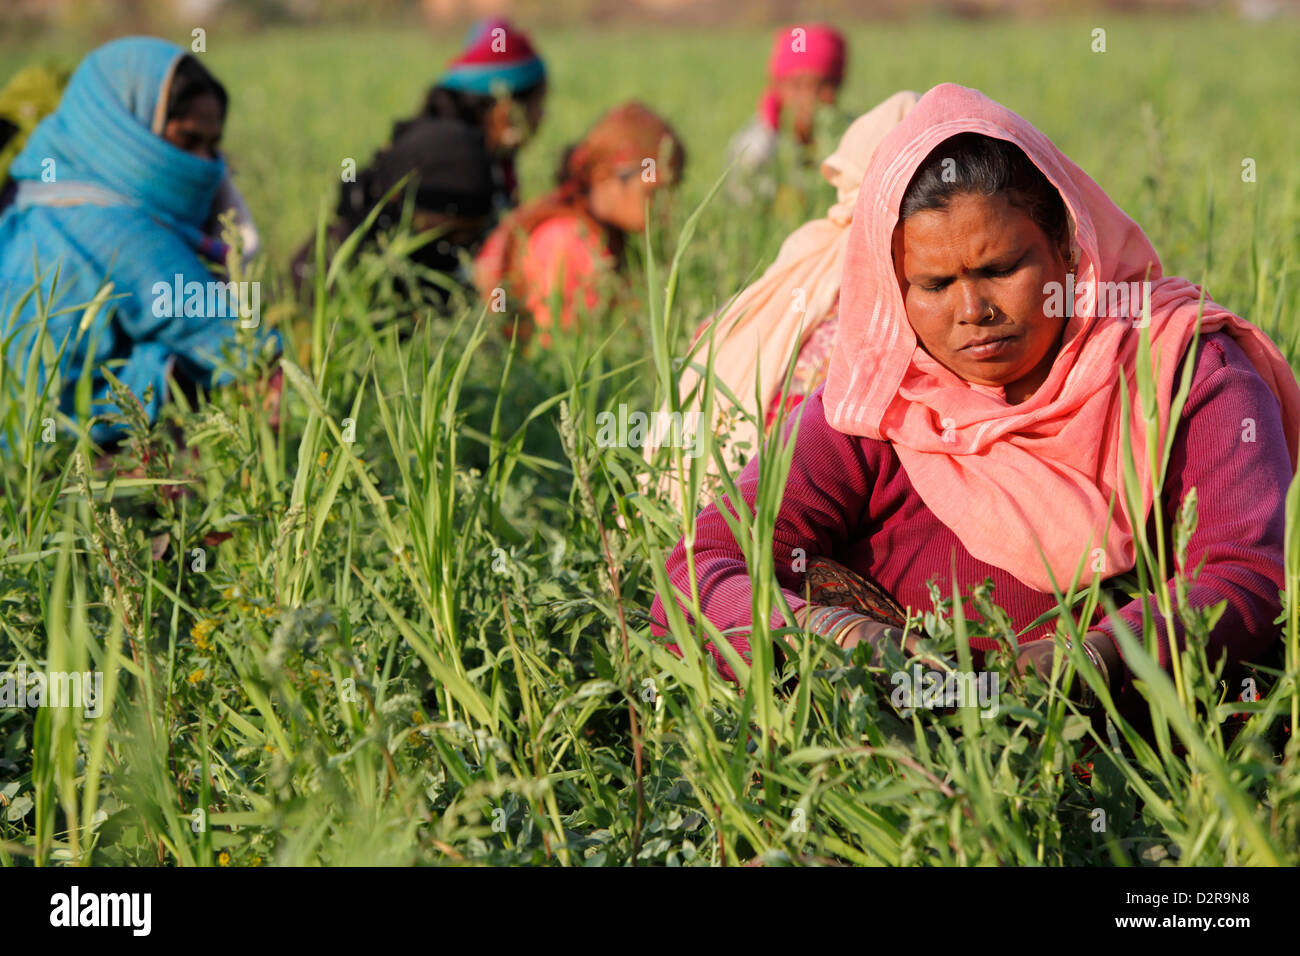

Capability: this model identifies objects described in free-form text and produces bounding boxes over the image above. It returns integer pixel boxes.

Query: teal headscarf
[12,35,226,236]
[0,36,276,444]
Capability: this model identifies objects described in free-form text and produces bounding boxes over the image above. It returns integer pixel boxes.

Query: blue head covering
[0,36,275,445]
[12,36,225,230]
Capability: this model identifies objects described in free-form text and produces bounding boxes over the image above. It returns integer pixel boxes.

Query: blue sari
[0,36,277,443]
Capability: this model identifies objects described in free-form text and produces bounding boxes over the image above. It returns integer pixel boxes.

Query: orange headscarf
[823,83,1300,593]
[475,100,685,302]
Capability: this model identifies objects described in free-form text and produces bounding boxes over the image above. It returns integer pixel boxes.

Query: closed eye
[986,255,1025,278]
[914,254,1022,292]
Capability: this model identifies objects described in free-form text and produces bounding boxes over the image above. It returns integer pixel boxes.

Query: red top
[650,331,1291,711]
[474,212,611,345]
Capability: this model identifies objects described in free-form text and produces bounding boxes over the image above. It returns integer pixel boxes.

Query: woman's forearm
[650,390,879,679]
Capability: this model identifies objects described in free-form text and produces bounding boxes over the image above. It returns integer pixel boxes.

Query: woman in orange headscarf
[474,100,685,346]
[652,84,1300,721]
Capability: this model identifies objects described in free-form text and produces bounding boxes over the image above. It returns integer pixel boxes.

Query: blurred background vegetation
[2,0,1299,868]
[3,0,1295,41]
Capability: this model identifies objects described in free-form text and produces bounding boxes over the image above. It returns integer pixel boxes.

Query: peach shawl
[823,83,1300,592]
[660,91,920,485]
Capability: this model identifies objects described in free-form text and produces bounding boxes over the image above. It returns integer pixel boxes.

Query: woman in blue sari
[0,36,279,444]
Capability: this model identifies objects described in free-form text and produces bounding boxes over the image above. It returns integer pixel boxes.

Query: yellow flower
[318,451,329,468]
[187,669,205,684]
[250,855,262,867]
[264,743,277,754]
[191,618,218,651]
[260,606,277,618]
[218,851,230,867]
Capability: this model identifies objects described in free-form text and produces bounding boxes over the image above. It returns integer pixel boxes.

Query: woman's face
[777,72,840,145]
[892,191,1070,405]
[588,167,663,234]
[485,85,546,157]
[162,92,224,160]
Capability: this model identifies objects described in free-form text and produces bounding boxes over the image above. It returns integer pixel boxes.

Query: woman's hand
[1013,630,1120,708]
[837,618,953,670]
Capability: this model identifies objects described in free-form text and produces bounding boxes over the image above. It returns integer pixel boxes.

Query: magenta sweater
[650,332,1292,710]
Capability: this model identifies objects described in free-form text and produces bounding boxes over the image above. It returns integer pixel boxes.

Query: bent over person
[0,37,279,444]
[651,84,1300,726]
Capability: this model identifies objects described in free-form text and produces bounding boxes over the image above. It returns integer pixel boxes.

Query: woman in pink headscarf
[651,83,1300,719]
[725,23,847,203]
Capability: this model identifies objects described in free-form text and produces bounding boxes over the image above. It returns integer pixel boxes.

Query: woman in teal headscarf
[422,18,547,213]
[0,36,279,444]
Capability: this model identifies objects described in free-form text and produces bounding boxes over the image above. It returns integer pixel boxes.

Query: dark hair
[338,116,494,231]
[165,54,228,122]
[899,132,1070,254]
[422,80,546,127]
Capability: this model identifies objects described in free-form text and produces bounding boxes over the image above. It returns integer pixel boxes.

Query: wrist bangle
[1072,638,1100,670]
[804,605,875,647]
[1063,636,1102,708]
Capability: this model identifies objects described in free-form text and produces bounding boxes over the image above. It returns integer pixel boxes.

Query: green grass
[2,13,1300,865]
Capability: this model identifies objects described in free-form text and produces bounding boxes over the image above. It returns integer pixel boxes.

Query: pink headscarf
[758,24,847,131]
[823,83,1300,593]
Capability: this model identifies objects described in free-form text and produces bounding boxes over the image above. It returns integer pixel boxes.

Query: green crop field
[2,13,1300,866]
